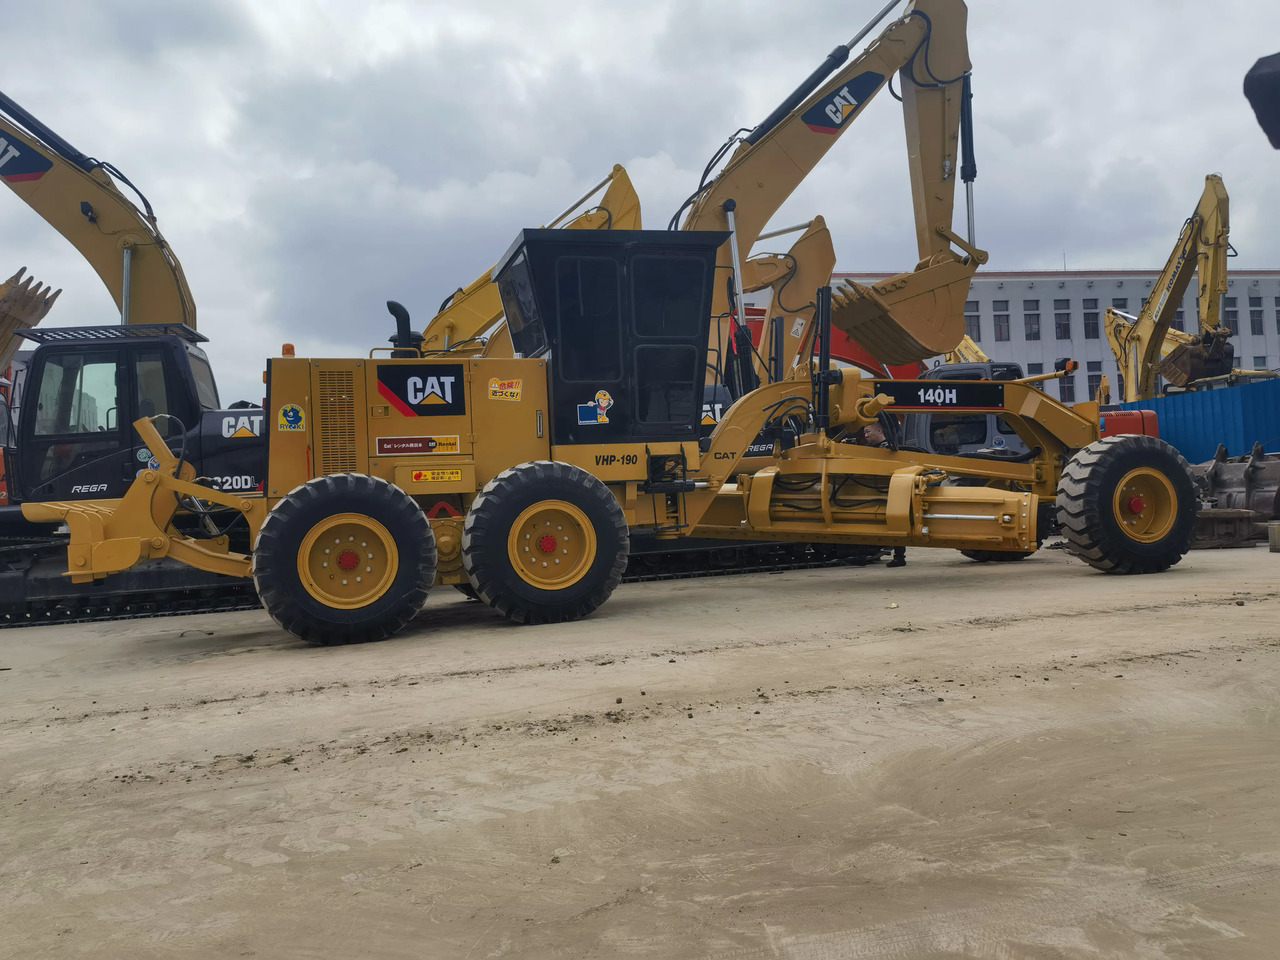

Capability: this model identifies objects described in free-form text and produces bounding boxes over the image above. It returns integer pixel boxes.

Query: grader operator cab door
[493,229,727,447]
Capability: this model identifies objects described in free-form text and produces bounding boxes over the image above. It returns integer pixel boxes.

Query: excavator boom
[0,90,195,330]
[682,0,984,368]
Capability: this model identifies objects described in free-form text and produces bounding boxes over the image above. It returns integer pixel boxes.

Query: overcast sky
[2,0,1278,403]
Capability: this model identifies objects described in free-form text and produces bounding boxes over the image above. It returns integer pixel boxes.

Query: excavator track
[0,536,259,628]
[0,539,885,630]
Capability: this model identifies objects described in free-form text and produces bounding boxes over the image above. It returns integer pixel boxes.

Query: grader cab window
[555,256,622,382]
[498,251,548,358]
[632,256,706,338]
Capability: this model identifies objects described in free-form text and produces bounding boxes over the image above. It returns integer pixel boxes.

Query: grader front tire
[1056,435,1196,574]
[462,461,628,624]
[252,474,437,644]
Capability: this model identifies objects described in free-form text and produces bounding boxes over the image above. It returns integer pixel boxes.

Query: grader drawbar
[24,229,1199,645]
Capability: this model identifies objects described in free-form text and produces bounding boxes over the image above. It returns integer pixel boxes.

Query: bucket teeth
[0,266,62,369]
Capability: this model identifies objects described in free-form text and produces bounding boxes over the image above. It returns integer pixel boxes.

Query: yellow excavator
[677,0,985,381]
[1103,174,1234,401]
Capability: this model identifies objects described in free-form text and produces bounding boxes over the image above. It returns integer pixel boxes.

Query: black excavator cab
[2,325,265,510]
[900,361,1028,457]
[492,228,728,447]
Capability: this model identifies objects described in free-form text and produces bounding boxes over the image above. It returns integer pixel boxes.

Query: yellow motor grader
[23,226,1198,644]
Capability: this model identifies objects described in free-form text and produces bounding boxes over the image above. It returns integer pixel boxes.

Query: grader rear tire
[1056,435,1196,574]
[252,474,437,644]
[462,461,628,624]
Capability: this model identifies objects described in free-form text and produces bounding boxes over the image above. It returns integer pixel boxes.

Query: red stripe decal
[377,379,417,417]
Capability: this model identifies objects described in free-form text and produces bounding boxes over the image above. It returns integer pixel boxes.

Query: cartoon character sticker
[278,403,305,431]
[577,390,613,425]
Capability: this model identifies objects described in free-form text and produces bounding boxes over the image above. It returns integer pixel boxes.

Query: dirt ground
[1,544,1278,959]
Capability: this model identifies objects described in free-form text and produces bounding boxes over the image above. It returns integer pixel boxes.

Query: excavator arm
[681,0,984,369]
[942,333,987,364]
[418,165,641,354]
[1104,174,1231,401]
[0,90,195,329]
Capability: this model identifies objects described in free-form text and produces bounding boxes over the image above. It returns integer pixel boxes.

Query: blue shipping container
[1119,378,1280,463]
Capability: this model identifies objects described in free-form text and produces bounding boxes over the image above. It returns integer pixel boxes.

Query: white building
[834,269,1280,400]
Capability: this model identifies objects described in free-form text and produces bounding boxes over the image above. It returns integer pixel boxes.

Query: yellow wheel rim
[297,513,398,609]
[508,499,596,590]
[1111,468,1177,543]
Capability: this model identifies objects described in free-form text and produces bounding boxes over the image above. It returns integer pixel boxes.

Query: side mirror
[1054,358,1078,373]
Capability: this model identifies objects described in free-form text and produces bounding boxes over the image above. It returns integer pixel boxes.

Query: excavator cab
[493,228,727,446]
[5,325,265,507]
[900,361,1027,457]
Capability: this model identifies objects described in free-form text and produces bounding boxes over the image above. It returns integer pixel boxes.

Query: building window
[1112,297,1128,311]
[1086,360,1103,401]
[1058,375,1076,402]
[993,299,1010,341]
[1224,310,1239,335]
[1055,312,1071,340]
[1027,362,1043,375]
[1225,296,1237,307]
[1172,308,1185,332]
[964,299,980,342]
[1023,299,1040,341]
[1255,355,1270,370]
[1249,296,1262,308]
[1054,299,1070,311]
[1251,309,1265,336]
[1082,299,1099,339]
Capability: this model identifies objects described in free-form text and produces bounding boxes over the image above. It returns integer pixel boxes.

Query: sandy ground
[1,544,1278,959]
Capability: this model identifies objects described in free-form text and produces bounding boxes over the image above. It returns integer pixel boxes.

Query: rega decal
[377,364,466,417]
[801,71,884,134]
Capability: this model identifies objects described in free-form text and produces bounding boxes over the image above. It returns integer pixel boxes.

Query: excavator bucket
[829,257,977,366]
[1158,331,1235,387]
[0,267,60,371]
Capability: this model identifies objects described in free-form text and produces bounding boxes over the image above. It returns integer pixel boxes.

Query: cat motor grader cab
[20,225,1198,645]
